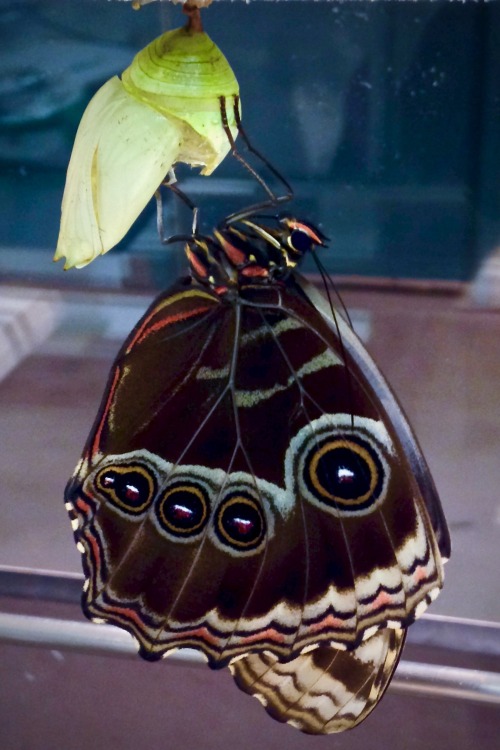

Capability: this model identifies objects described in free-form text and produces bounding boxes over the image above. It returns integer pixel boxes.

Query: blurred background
[0,1,499,748]
[1,0,499,284]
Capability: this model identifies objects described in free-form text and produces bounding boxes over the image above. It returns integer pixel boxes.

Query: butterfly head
[184,215,327,295]
[214,214,327,281]
[278,216,328,262]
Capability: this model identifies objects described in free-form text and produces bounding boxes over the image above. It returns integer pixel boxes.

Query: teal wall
[0,1,498,283]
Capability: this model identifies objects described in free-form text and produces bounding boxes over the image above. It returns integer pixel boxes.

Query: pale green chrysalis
[55,16,239,270]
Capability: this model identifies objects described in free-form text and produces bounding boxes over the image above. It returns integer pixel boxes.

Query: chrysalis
[55,7,239,269]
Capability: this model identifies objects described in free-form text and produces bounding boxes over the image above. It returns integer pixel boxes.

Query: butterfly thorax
[185,215,327,296]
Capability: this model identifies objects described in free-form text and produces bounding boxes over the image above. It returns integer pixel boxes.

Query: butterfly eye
[95,465,156,515]
[215,495,266,552]
[305,437,384,514]
[288,228,314,255]
[156,483,209,538]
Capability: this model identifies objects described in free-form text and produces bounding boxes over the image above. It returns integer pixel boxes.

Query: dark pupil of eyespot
[162,490,203,530]
[316,448,371,500]
[290,229,313,254]
[221,502,262,544]
[101,471,149,509]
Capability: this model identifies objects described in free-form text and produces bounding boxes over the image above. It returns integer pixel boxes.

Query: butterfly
[65,212,450,734]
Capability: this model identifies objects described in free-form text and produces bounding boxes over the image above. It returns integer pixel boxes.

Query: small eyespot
[95,464,156,515]
[156,483,209,538]
[215,494,266,551]
[304,436,384,513]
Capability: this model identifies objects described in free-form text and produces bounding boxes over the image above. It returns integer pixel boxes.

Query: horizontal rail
[1,611,500,706]
[2,567,500,656]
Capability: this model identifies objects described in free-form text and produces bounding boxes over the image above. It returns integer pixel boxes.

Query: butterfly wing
[231,627,405,734]
[298,275,450,560]
[66,275,448,730]
[227,278,447,733]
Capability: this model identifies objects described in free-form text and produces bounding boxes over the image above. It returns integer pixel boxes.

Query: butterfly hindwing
[231,627,406,734]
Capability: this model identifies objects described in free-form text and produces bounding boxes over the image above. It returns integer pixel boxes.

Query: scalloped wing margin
[230,626,405,734]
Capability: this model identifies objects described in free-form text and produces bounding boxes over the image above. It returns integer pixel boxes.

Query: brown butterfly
[65,213,450,733]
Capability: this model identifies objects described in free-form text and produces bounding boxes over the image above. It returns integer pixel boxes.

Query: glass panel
[0,1,499,745]
[0,0,498,283]
[2,637,498,750]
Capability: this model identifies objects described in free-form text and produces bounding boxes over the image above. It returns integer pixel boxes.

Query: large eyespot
[155,482,209,538]
[305,436,384,513]
[95,464,156,516]
[215,493,266,552]
[286,415,392,518]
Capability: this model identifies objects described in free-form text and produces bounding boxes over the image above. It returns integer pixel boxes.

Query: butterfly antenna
[314,253,354,330]
[312,251,356,430]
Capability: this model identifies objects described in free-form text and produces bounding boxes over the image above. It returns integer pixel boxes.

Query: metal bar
[1,566,500,656]
[1,611,499,706]
[0,612,138,658]
[0,566,83,604]
[391,662,500,705]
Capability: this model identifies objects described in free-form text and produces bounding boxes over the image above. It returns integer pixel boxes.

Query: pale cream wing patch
[229,627,405,734]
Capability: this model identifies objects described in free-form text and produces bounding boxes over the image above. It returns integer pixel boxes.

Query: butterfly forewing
[298,276,451,563]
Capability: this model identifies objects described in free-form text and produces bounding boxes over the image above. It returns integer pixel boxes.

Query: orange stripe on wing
[126,289,217,353]
[88,291,217,459]
[240,628,286,646]
[308,613,347,633]
[75,497,92,515]
[91,365,121,458]
[134,305,214,347]
[102,603,153,631]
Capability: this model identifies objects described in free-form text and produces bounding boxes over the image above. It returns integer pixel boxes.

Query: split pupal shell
[55,26,239,270]
[55,76,183,270]
[121,26,240,176]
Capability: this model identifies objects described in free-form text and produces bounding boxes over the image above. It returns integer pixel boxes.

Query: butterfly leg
[219,96,294,224]
[155,168,200,245]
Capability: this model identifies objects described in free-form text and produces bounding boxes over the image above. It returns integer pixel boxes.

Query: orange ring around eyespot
[95,464,155,514]
[308,439,378,506]
[158,484,208,535]
[217,495,265,549]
